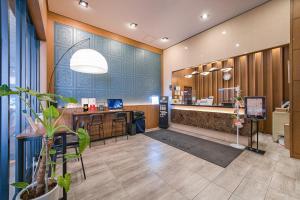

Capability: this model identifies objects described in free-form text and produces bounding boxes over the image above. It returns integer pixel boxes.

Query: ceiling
[48,0,269,50]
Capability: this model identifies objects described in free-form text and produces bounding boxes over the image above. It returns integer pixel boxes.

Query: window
[0,0,41,199]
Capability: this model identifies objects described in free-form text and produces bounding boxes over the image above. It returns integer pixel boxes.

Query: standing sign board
[159,96,169,129]
[244,96,266,120]
[244,96,266,154]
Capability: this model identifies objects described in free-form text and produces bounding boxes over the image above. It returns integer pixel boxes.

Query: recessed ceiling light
[129,23,138,29]
[161,37,169,42]
[184,46,188,50]
[201,13,208,20]
[79,0,88,8]
[235,43,240,47]
[222,30,227,35]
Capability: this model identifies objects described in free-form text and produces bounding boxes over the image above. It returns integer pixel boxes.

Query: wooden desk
[71,109,133,140]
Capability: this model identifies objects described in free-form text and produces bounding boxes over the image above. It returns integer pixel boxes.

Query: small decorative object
[83,104,89,112]
[89,104,96,111]
[230,86,246,150]
[99,105,104,111]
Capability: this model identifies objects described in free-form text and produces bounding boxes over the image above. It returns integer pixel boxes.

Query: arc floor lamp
[48,38,108,93]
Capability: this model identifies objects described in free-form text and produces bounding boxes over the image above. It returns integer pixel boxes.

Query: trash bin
[133,111,145,133]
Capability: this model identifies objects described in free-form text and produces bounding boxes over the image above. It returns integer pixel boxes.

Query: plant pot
[16,180,59,200]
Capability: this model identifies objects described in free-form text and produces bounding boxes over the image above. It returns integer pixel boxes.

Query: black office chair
[52,121,87,180]
[87,114,105,146]
[111,112,128,142]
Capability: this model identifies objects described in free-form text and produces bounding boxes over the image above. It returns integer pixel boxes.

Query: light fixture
[201,13,208,20]
[200,72,210,76]
[129,23,138,29]
[235,43,240,47]
[222,30,227,35]
[184,46,188,50]
[161,37,169,42]
[184,74,193,78]
[70,49,108,74]
[79,0,88,8]
[191,70,199,75]
[221,67,233,73]
[209,67,219,72]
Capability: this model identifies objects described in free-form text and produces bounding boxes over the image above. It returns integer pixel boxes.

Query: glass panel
[9,0,16,198]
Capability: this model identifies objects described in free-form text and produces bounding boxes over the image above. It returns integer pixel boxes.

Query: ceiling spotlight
[221,67,233,73]
[161,37,169,42]
[184,74,193,78]
[129,23,138,29]
[201,13,208,20]
[200,72,210,76]
[184,46,188,50]
[235,43,240,47]
[79,0,88,8]
[222,30,227,35]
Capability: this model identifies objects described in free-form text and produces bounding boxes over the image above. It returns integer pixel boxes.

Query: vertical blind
[0,0,40,199]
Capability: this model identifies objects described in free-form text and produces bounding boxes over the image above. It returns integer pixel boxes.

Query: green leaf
[37,94,57,103]
[64,153,80,160]
[43,105,60,120]
[59,96,78,104]
[0,84,19,96]
[58,173,71,192]
[77,128,90,154]
[49,148,57,155]
[11,182,29,189]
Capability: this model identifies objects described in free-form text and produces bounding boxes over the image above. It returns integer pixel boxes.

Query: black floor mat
[143,129,243,168]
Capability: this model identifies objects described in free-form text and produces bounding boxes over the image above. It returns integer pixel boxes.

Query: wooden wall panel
[172,45,289,134]
[272,48,284,108]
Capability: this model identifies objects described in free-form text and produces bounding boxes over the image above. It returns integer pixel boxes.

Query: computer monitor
[107,99,123,110]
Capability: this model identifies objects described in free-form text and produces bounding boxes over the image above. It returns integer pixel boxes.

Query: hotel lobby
[1,0,300,200]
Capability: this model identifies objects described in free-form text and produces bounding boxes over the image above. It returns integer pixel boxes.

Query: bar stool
[87,114,105,146]
[52,121,87,180]
[111,112,128,142]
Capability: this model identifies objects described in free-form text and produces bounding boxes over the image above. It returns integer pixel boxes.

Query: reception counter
[171,105,253,136]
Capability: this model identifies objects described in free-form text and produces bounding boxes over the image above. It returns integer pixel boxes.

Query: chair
[52,121,87,180]
[87,114,105,146]
[111,112,128,142]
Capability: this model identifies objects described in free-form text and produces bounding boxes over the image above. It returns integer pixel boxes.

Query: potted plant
[0,84,90,200]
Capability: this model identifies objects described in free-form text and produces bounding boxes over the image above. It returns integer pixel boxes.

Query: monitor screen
[107,99,123,110]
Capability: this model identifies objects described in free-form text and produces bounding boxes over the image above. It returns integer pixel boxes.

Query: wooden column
[290,0,300,158]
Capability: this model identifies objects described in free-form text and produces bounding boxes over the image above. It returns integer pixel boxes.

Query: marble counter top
[171,105,245,115]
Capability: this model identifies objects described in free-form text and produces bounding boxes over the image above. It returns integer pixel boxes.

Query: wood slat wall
[172,45,289,134]
[290,0,300,158]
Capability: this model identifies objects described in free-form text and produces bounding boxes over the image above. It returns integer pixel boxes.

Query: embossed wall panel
[54,23,161,105]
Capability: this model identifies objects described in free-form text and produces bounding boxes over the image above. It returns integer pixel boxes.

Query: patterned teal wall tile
[55,68,73,88]
[54,23,73,47]
[75,72,92,88]
[110,40,122,58]
[54,22,161,105]
[109,57,122,74]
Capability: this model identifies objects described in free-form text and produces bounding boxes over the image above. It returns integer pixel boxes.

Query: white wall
[163,0,290,97]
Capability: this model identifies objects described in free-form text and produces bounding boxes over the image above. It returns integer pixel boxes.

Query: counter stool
[52,121,87,180]
[87,114,105,146]
[111,112,128,142]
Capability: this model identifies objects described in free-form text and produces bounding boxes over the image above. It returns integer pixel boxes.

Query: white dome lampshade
[70,49,108,74]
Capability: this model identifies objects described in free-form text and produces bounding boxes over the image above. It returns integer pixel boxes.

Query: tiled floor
[65,126,300,200]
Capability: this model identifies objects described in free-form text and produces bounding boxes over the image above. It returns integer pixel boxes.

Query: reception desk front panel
[171,105,252,136]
